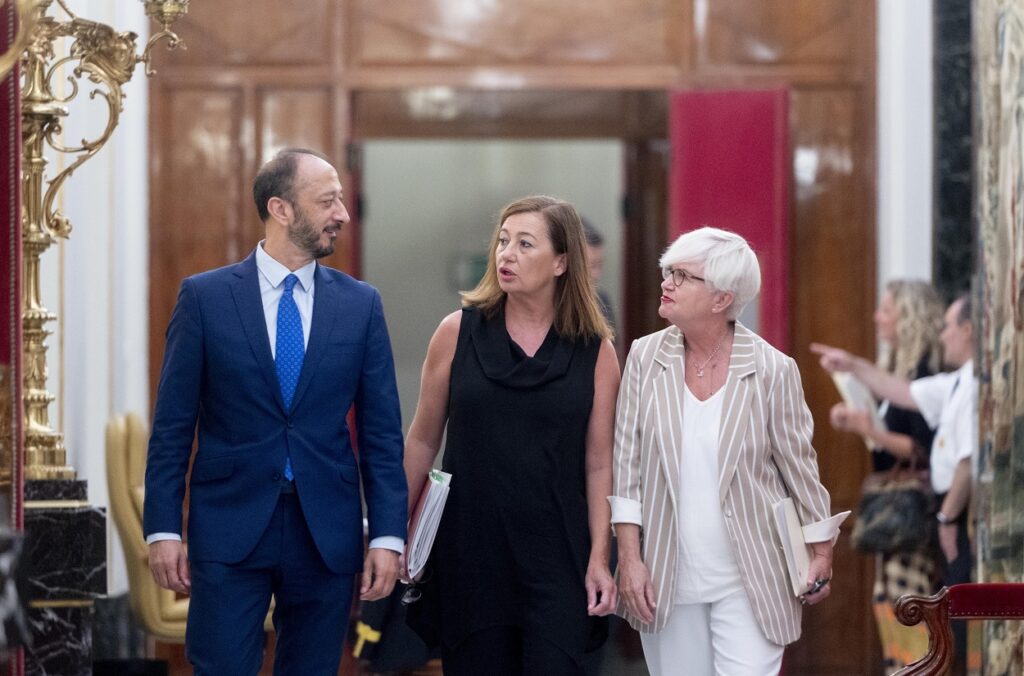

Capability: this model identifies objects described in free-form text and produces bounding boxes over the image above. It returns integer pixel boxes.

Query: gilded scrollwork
[18,0,189,479]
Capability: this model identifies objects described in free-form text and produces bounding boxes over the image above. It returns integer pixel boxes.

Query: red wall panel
[669,89,790,350]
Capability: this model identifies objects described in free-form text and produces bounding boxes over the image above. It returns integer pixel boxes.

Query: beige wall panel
[353,89,666,138]
[259,89,332,161]
[149,88,245,395]
[790,86,874,506]
[785,84,879,674]
[167,0,335,67]
[257,88,354,275]
[695,0,855,68]
[354,0,686,66]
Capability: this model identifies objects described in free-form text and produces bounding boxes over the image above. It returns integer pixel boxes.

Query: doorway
[361,139,624,429]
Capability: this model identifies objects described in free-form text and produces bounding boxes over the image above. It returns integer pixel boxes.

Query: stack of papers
[406,469,452,582]
[772,497,850,596]
[831,372,887,450]
[774,498,812,596]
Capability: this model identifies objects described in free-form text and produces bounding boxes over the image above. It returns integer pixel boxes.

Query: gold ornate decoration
[20,0,189,480]
[0,0,44,80]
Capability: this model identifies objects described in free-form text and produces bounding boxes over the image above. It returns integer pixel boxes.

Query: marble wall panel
[933,0,974,303]
[25,606,92,676]
[24,505,106,600]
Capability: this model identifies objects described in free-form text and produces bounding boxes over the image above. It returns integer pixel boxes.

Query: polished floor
[153,615,651,675]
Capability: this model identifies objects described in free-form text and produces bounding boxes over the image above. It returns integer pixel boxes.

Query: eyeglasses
[662,267,706,287]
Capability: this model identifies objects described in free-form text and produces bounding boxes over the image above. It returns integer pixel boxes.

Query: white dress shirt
[910,359,977,493]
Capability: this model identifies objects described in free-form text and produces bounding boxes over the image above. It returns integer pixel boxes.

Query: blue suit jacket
[143,251,407,574]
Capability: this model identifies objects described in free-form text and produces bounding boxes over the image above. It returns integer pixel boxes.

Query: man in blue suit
[143,148,407,675]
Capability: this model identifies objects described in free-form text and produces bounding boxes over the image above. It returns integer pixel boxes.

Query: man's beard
[289,206,336,259]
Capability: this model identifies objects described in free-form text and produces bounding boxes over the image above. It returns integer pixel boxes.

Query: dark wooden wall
[149,2,878,672]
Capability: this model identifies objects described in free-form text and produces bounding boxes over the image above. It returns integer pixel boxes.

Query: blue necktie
[276,273,304,481]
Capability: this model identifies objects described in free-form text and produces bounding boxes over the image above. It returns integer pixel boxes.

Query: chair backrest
[106,413,188,642]
[893,583,1024,675]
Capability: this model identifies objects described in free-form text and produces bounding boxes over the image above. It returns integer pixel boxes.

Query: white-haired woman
[610,227,844,675]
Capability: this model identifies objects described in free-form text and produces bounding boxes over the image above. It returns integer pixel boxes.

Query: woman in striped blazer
[610,227,844,675]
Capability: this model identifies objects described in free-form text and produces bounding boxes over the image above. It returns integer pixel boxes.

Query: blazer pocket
[191,459,235,484]
[328,340,362,354]
[338,463,359,485]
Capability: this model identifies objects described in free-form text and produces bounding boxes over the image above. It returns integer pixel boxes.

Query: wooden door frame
[348,87,669,348]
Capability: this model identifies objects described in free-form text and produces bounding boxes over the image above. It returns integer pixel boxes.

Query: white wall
[362,140,624,433]
[877,0,934,291]
[38,0,151,595]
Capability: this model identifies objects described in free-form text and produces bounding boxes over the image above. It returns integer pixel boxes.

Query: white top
[674,384,743,603]
[909,360,977,493]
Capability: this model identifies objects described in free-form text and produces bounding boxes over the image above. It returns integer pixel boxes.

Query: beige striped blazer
[612,322,832,645]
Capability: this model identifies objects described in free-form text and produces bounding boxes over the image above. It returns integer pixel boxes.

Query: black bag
[851,462,935,554]
[354,585,436,673]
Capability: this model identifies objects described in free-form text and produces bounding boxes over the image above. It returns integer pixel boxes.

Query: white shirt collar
[255,241,316,292]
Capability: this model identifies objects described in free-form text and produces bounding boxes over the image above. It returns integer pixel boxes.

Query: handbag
[354,585,436,672]
[851,457,935,554]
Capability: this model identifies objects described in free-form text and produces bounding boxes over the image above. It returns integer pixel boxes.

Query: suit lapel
[717,323,757,503]
[289,263,340,411]
[230,252,286,412]
[652,327,686,517]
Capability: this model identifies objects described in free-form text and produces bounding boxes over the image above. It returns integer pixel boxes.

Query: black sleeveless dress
[411,306,605,665]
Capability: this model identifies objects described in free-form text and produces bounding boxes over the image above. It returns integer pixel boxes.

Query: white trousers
[639,588,785,676]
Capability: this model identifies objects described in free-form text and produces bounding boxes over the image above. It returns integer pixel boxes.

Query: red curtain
[669,89,790,350]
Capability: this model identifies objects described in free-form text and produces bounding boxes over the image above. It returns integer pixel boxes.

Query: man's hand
[360,548,400,601]
[810,343,857,374]
[148,540,191,594]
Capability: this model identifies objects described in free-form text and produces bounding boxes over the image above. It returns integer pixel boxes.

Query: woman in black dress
[403,196,620,675]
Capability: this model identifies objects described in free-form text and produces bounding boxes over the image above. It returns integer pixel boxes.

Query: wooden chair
[893,583,1024,675]
[106,413,273,642]
[107,413,189,641]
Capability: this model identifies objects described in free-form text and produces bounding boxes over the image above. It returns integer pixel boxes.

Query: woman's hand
[585,560,617,617]
[939,523,959,563]
[810,343,857,374]
[617,555,657,623]
[829,403,872,436]
[802,543,833,606]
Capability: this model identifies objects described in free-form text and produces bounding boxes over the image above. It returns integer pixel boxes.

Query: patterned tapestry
[974,0,1024,673]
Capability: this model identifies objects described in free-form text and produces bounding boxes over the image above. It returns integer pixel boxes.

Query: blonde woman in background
[819,280,945,673]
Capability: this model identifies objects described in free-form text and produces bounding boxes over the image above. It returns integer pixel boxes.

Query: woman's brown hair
[460,195,612,342]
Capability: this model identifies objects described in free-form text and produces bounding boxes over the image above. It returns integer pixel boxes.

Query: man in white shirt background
[813,293,977,673]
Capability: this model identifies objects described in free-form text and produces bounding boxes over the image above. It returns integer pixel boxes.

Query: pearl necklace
[688,336,726,378]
